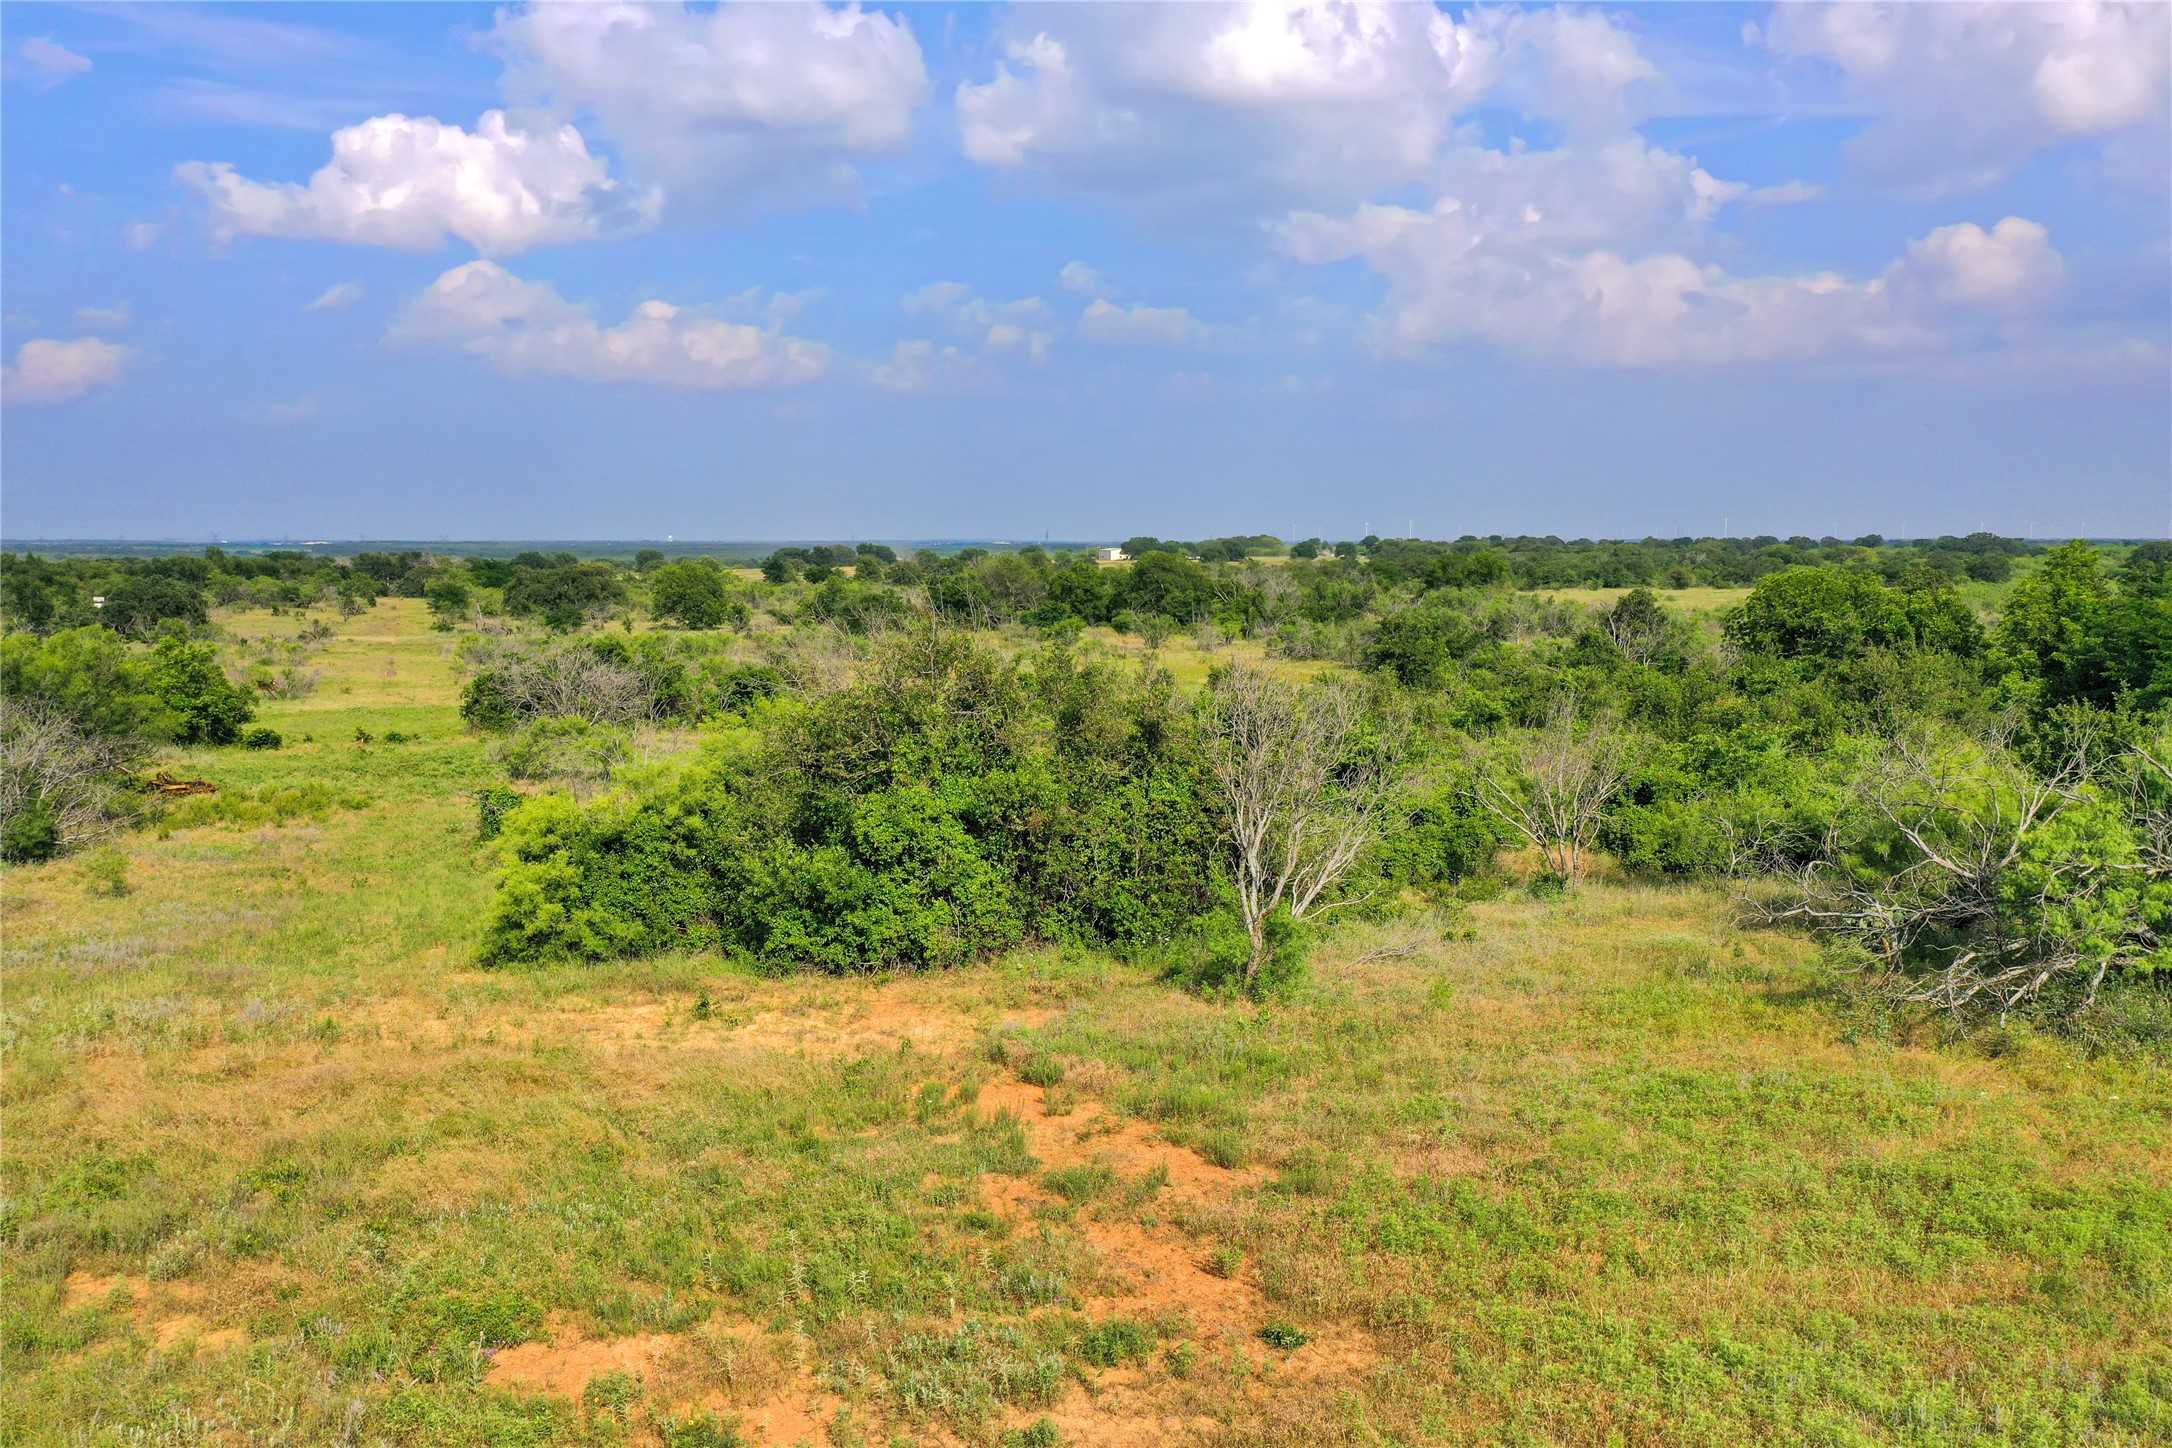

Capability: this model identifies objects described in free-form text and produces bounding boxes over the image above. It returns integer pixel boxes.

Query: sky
[2,1,2168,543]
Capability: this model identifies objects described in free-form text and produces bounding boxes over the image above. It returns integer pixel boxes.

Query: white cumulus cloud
[1280,196,2069,368]
[177,110,648,255]
[901,282,1055,362]
[871,338,981,393]
[493,1,927,211]
[392,261,828,389]
[956,3,1663,212]
[1765,1,2172,193]
[1895,217,2065,310]
[1058,261,1109,295]
[3,337,131,407]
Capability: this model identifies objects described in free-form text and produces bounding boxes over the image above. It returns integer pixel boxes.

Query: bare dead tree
[459,638,656,725]
[1200,665,1405,988]
[1602,598,1671,666]
[756,626,867,696]
[0,702,145,854]
[2121,738,2172,879]
[1754,720,2154,1016]
[1473,695,1629,886]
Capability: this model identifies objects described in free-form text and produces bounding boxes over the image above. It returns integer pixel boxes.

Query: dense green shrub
[649,560,747,630]
[1151,904,1310,998]
[1599,725,1856,877]
[481,631,1224,970]
[0,627,174,740]
[1370,773,1502,894]
[1,793,60,862]
[502,562,625,630]
[100,574,209,637]
[148,634,254,745]
[700,663,788,715]
[1364,599,1489,688]
[240,726,283,750]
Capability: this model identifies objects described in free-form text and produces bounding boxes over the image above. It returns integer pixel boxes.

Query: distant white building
[1095,546,1126,563]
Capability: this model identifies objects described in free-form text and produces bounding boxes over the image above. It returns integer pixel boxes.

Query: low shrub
[1151,905,1310,999]
[1076,1317,1154,1368]
[240,726,282,750]
[80,847,130,897]
[481,631,1223,971]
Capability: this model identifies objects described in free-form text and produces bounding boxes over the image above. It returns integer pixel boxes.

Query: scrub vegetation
[2,531,2167,1446]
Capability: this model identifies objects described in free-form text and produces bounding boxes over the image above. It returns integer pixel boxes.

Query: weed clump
[80,846,130,897]
[1018,1052,1066,1088]
[1042,1163,1116,1205]
[1076,1316,1155,1368]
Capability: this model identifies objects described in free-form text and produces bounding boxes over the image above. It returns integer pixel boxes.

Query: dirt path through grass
[449,985,1388,1446]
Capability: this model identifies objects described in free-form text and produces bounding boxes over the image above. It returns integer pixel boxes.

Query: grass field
[1533,586,1750,619]
[3,600,2167,1447]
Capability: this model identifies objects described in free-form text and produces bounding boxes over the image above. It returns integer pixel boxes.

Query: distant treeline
[0,532,2115,640]
[7,530,2140,573]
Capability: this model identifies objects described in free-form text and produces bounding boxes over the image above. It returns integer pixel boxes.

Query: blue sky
[3,1,2167,541]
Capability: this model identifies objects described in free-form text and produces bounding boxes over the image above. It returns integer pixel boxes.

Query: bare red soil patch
[63,1272,247,1353]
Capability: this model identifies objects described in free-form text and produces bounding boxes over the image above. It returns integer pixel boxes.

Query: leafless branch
[1200,665,1405,988]
[1471,694,1629,887]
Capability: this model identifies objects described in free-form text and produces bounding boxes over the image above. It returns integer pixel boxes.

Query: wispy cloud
[256,393,321,424]
[303,282,364,314]
[85,4,368,69]
[154,78,390,133]
[18,37,92,85]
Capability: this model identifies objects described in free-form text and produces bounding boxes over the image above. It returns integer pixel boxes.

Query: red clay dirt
[469,998,1379,1445]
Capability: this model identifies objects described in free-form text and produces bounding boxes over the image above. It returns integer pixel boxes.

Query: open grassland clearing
[3,595,2169,1447]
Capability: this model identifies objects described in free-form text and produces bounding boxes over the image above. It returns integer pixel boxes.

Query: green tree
[503,563,625,630]
[1724,567,1914,661]
[1996,541,2111,705]
[148,633,254,745]
[0,627,175,740]
[1364,601,1485,688]
[102,574,209,638]
[649,560,744,630]
[425,576,472,623]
